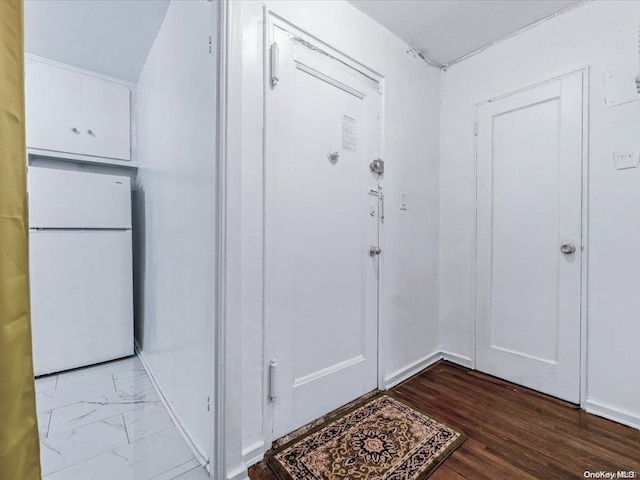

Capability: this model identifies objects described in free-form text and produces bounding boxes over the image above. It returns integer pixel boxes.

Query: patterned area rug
[266,393,465,480]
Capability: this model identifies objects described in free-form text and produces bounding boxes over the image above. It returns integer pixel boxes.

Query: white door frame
[471,67,590,407]
[213,1,228,479]
[262,8,385,449]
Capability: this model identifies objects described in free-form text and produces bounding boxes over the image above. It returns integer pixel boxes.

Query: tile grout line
[46,409,53,438]
[39,359,196,479]
[41,432,124,477]
[122,413,131,444]
[41,412,135,477]
[151,459,202,480]
[43,379,163,439]
[52,358,138,392]
[46,422,183,478]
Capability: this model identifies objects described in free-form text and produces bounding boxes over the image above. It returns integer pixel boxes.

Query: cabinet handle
[87,129,94,135]
[71,127,79,134]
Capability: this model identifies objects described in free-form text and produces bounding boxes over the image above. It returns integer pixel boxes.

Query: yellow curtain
[0,1,42,479]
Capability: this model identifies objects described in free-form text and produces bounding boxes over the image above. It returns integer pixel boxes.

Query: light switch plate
[613,148,640,170]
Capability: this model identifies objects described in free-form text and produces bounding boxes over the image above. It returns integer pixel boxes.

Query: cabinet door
[81,77,131,160]
[25,61,83,154]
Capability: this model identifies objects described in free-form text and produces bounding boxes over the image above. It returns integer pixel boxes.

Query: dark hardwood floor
[248,361,640,479]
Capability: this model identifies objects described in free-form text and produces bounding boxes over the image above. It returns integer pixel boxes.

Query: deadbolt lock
[370,158,384,173]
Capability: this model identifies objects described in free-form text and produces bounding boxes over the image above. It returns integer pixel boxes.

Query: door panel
[476,73,583,403]
[82,77,131,160]
[25,61,83,154]
[292,67,366,382]
[490,97,561,363]
[268,27,380,439]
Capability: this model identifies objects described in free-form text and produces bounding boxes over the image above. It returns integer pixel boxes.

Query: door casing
[263,9,385,449]
[472,68,590,407]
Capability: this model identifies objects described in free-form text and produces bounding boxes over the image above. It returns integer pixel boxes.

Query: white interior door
[267,27,381,440]
[476,72,583,403]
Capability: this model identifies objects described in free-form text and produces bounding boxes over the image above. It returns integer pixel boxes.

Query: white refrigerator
[29,167,134,376]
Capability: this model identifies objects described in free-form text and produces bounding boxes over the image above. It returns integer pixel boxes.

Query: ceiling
[349,0,584,66]
[24,0,170,83]
[23,0,585,79]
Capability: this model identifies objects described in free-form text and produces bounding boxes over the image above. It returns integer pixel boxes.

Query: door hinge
[207,396,210,412]
[270,43,280,88]
[208,36,212,54]
[474,122,478,137]
[269,359,278,401]
[370,158,384,173]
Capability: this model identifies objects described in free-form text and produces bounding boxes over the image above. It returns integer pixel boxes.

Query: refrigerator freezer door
[28,167,131,229]
[30,229,133,376]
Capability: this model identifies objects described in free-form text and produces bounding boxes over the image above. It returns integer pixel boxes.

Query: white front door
[267,27,380,439]
[475,72,583,403]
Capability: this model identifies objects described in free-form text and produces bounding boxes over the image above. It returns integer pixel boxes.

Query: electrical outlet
[613,148,640,170]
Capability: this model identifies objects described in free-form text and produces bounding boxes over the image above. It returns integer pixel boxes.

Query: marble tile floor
[36,355,210,480]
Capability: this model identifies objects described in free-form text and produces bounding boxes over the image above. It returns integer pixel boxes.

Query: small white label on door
[342,115,357,151]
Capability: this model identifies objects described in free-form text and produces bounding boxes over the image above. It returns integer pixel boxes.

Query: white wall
[440,0,640,428]
[134,0,217,462]
[225,0,441,476]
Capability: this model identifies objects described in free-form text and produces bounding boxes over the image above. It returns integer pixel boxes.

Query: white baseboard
[440,350,473,369]
[134,343,209,468]
[242,440,265,468]
[227,465,250,480]
[153,459,202,480]
[584,399,640,431]
[224,439,263,480]
[384,350,442,389]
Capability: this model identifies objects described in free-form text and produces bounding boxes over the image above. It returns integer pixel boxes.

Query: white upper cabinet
[25,60,131,161]
[81,76,131,160]
[25,61,83,155]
